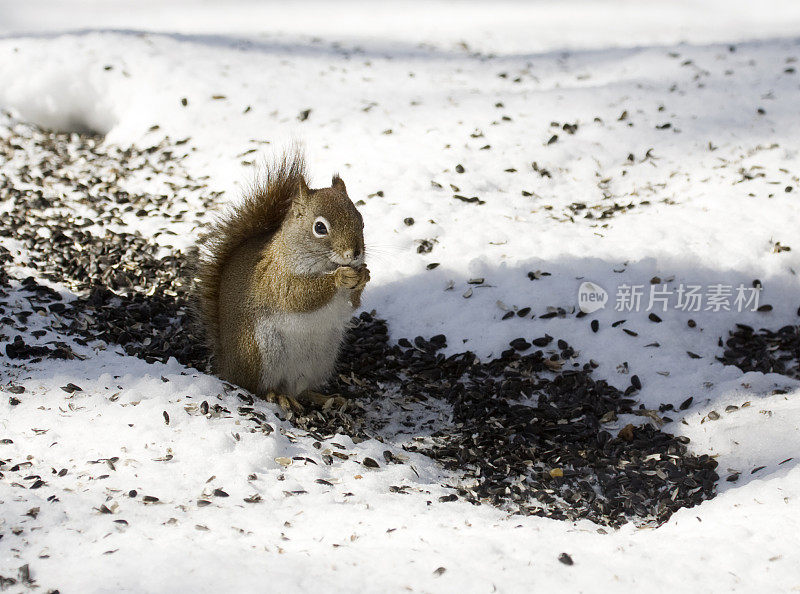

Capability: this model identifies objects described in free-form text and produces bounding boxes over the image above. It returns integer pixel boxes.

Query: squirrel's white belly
[254,290,353,395]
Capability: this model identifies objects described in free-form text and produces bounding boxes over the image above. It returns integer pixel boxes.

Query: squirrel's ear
[298,177,311,199]
[331,174,347,194]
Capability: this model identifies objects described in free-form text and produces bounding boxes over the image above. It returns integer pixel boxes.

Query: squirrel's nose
[341,248,361,263]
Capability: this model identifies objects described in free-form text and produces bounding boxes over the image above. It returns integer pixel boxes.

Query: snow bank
[2,1,800,592]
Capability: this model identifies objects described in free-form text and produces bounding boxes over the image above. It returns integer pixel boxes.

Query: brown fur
[194,149,368,397]
[195,150,306,364]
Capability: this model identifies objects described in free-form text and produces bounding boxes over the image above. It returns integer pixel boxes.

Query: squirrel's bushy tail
[194,149,307,363]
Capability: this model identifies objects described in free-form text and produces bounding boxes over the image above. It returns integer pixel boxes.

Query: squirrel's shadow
[361,254,800,490]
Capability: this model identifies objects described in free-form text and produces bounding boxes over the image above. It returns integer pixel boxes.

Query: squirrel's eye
[312,216,330,238]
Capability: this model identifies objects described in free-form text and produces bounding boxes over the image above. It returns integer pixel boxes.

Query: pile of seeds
[0,117,719,528]
[0,114,209,367]
[325,315,719,527]
[719,322,800,379]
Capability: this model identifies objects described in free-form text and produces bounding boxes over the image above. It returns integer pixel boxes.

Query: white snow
[2,1,800,592]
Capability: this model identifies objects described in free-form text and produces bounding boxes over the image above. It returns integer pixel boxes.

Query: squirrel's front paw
[334,265,363,290]
[353,265,370,290]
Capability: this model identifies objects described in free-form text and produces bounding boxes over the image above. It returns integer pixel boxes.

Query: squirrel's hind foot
[264,391,305,415]
[299,390,348,411]
[263,391,347,415]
